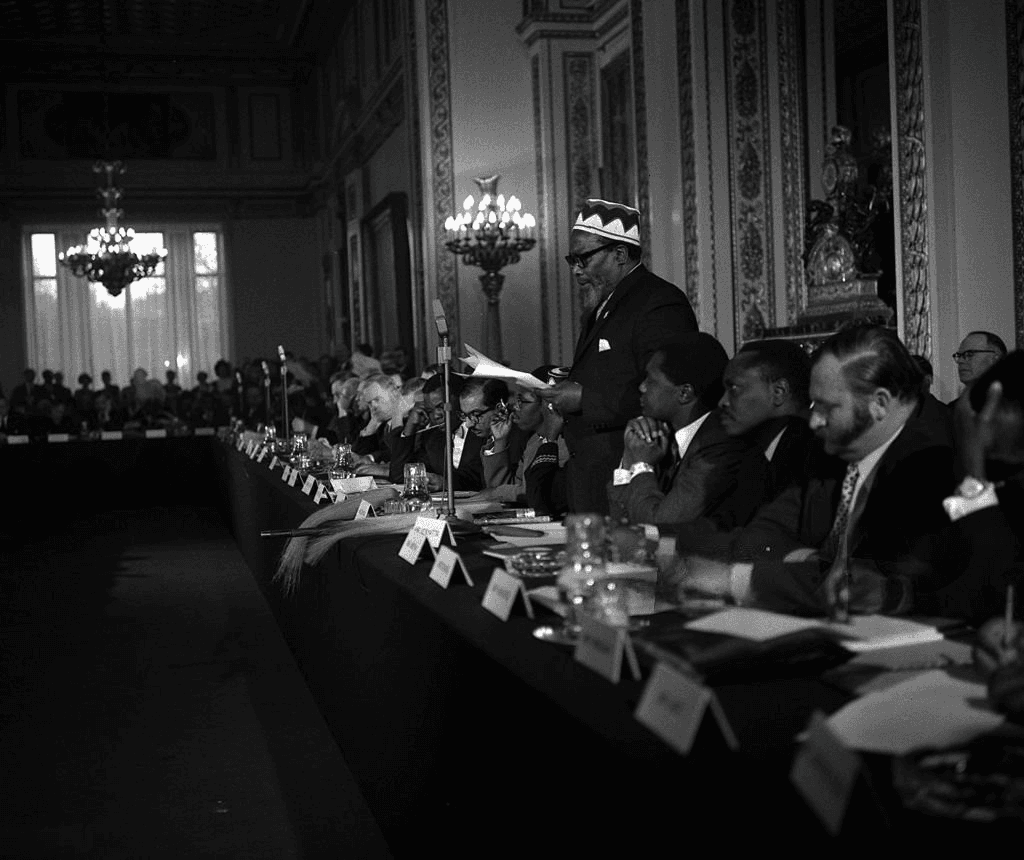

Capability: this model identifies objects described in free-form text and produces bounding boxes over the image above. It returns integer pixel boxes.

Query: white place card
[398,528,429,564]
[145,429,167,439]
[414,515,456,549]
[313,482,331,504]
[287,469,300,487]
[301,474,316,495]
[333,476,375,494]
[248,443,259,459]
[256,447,268,463]
[429,546,474,589]
[574,614,641,684]
[245,440,255,455]
[635,662,738,755]
[481,568,532,620]
[281,465,291,482]
[47,433,70,443]
[236,437,245,451]
[355,499,375,519]
[269,455,280,470]
[791,713,862,835]
[5,435,30,445]
[194,427,215,436]
[100,431,123,441]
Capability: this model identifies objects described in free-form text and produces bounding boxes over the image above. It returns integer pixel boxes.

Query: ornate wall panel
[723,0,775,342]
[1008,0,1024,347]
[425,0,459,343]
[532,54,553,357]
[564,52,597,332]
[776,0,807,323]
[675,0,700,313]
[893,0,931,357]
[629,0,651,268]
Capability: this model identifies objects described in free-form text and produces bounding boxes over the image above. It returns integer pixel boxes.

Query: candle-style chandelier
[59,160,167,298]
[444,174,536,360]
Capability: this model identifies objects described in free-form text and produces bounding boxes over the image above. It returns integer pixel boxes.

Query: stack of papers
[825,669,1004,754]
[685,608,944,652]
[461,345,552,392]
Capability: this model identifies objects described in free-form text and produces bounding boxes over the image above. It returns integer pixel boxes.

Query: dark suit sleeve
[607,435,746,526]
[525,441,568,516]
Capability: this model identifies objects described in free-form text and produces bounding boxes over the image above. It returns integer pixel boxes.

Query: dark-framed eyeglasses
[564,242,617,269]
[459,407,493,425]
[952,349,999,361]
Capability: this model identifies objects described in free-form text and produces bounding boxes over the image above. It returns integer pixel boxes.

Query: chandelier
[59,161,167,298]
[444,175,536,360]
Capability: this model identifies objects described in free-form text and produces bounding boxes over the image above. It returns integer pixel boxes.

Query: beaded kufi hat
[572,198,641,247]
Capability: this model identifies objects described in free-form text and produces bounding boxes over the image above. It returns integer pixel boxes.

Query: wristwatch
[956,476,992,499]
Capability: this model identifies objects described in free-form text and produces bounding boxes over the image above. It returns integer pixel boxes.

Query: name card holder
[398,517,456,564]
[301,474,316,495]
[249,444,260,460]
[429,546,474,589]
[6,435,30,445]
[47,433,70,443]
[790,713,862,836]
[146,428,167,439]
[354,499,376,519]
[482,568,532,620]
[313,482,331,504]
[237,437,245,451]
[634,662,738,755]
[269,455,280,471]
[287,469,300,487]
[256,447,268,463]
[574,614,641,684]
[281,465,292,483]
[100,431,123,441]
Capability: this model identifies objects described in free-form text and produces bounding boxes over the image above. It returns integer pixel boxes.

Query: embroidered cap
[572,198,641,247]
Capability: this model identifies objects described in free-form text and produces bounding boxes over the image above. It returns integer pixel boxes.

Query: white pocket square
[598,338,611,352]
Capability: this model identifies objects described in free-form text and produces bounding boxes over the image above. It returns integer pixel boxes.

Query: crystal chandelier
[444,175,536,360]
[59,161,167,298]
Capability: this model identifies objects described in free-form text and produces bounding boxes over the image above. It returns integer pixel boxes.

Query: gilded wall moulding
[675,0,700,315]
[724,0,775,343]
[1008,0,1024,347]
[893,0,931,358]
[630,0,652,270]
[776,0,807,325]
[425,0,459,344]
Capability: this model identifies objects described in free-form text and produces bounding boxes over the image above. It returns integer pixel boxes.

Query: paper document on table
[826,669,1004,755]
[488,523,566,547]
[685,608,823,642]
[825,614,943,652]
[461,345,552,391]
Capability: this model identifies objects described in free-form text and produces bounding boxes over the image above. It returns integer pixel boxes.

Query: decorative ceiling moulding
[776,0,808,325]
[723,0,776,344]
[892,0,932,358]
[517,0,627,46]
[1007,0,1024,347]
[675,0,700,316]
[425,0,459,346]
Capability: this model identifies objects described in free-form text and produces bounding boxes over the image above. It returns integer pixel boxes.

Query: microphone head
[261,360,270,375]
[433,299,448,336]
[277,344,286,362]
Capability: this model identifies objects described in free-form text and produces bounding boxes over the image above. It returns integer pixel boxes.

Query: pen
[1004,583,1016,651]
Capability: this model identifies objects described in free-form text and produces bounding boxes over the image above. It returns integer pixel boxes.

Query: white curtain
[24,228,226,390]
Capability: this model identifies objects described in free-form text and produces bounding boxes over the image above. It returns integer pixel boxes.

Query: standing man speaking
[539,199,697,513]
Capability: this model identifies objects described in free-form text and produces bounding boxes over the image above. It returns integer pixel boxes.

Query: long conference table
[214,441,992,851]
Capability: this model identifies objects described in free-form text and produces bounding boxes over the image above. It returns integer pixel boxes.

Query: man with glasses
[952,331,1007,405]
[538,198,697,513]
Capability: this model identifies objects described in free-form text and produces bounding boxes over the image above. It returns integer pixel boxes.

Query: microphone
[277,344,287,364]
[433,299,448,337]
[277,345,289,443]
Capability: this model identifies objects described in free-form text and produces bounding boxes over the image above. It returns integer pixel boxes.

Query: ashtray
[508,549,564,579]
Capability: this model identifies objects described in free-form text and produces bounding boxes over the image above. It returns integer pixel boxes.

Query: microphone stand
[278,344,290,448]
[235,371,244,421]
[261,360,273,430]
[437,326,457,521]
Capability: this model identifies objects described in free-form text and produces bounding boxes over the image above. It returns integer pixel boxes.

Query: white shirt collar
[846,420,907,510]
[595,262,642,319]
[674,410,711,460]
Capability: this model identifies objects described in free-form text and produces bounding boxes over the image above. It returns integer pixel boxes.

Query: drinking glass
[551,513,606,641]
[329,444,355,481]
[402,462,431,511]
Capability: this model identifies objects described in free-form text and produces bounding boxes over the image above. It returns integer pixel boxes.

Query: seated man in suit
[607,332,749,526]
[710,339,814,528]
[671,323,955,617]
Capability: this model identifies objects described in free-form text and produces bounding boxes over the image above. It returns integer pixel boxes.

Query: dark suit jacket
[706,416,816,531]
[564,264,697,514]
[676,401,955,615]
[910,472,1024,623]
[404,425,487,491]
[606,410,749,526]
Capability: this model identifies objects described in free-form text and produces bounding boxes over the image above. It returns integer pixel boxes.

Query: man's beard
[579,283,604,313]
[831,399,874,450]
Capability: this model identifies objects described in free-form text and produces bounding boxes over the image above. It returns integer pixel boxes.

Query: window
[23,227,228,389]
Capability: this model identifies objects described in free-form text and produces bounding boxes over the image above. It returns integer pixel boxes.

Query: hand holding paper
[461,345,551,391]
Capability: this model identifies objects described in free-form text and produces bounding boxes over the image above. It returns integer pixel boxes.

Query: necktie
[823,463,859,561]
[660,439,681,494]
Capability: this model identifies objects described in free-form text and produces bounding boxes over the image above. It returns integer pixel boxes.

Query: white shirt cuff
[729,563,754,605]
[943,484,1000,521]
